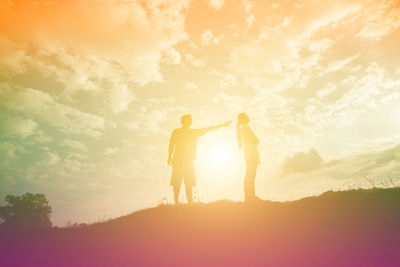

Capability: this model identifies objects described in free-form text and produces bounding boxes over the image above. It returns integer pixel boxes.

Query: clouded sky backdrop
[1,0,400,225]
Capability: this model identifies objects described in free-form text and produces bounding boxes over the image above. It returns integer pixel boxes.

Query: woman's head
[237,113,250,125]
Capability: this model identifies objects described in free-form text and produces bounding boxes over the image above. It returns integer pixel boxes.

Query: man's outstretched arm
[198,121,232,135]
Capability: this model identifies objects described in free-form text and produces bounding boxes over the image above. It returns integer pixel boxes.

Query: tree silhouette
[0,193,52,228]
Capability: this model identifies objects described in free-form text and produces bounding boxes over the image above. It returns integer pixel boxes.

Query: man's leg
[171,160,183,205]
[185,185,193,204]
[183,160,195,205]
[173,181,181,205]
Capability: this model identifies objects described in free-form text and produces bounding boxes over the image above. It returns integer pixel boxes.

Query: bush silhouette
[0,193,52,228]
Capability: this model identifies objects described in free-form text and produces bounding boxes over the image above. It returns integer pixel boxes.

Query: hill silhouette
[1,187,399,267]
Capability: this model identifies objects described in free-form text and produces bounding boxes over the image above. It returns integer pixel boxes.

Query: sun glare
[196,136,243,201]
[210,146,229,165]
[198,136,237,169]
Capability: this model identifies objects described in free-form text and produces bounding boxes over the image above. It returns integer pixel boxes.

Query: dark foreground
[1,188,400,267]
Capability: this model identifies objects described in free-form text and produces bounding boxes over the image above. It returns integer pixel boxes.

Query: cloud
[210,69,239,88]
[274,16,293,32]
[107,81,135,114]
[208,0,224,10]
[201,29,223,46]
[242,0,254,13]
[185,54,206,67]
[0,36,28,75]
[186,82,199,93]
[138,109,168,136]
[105,147,119,155]
[282,148,324,174]
[0,115,37,139]
[38,152,61,166]
[0,142,17,159]
[308,38,334,52]
[321,143,400,184]
[242,0,255,28]
[381,92,400,103]
[318,55,359,76]
[1,87,106,137]
[246,14,255,28]
[0,0,189,70]
[0,0,191,115]
[20,43,137,114]
[356,0,400,41]
[163,48,182,65]
[61,140,88,153]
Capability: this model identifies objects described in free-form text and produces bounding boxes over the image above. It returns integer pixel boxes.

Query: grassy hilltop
[1,187,400,267]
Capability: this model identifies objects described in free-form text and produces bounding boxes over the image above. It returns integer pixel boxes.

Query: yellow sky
[0,0,400,225]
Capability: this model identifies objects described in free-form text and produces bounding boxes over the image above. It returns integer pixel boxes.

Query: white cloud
[105,147,119,155]
[274,16,293,32]
[0,36,28,76]
[186,82,199,93]
[16,119,37,139]
[210,69,238,88]
[38,152,61,166]
[0,0,190,75]
[138,109,168,136]
[242,0,254,13]
[208,0,224,10]
[0,0,191,117]
[304,4,361,38]
[246,14,255,28]
[163,48,182,65]
[356,1,400,41]
[201,29,214,46]
[0,115,37,139]
[319,54,359,76]
[108,82,135,114]
[0,142,17,159]
[61,140,88,152]
[185,54,206,67]
[381,92,400,103]
[201,29,224,46]
[316,83,337,99]
[1,88,106,137]
[282,148,324,174]
[308,38,334,52]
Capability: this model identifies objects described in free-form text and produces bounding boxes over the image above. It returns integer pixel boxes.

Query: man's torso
[171,128,201,161]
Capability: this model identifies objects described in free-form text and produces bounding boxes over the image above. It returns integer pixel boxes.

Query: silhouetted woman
[237,113,260,202]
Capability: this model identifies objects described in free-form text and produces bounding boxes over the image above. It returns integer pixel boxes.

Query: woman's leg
[244,160,257,201]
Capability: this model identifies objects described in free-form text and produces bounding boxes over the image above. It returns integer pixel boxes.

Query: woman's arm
[244,126,259,145]
[251,129,260,145]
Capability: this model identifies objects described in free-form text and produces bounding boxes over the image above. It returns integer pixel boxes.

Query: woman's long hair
[237,113,250,149]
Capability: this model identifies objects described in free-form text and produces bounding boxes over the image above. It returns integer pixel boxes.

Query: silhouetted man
[168,114,231,205]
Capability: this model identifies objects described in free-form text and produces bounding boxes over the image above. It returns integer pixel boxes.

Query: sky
[0,0,400,226]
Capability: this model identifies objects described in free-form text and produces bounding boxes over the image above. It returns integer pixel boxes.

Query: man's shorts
[170,158,196,188]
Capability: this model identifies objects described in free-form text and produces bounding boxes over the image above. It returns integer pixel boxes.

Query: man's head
[180,114,192,127]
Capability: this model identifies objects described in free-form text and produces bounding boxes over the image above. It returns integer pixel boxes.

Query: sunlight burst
[210,146,229,165]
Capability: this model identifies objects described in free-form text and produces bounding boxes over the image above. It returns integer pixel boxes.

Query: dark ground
[1,188,399,267]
